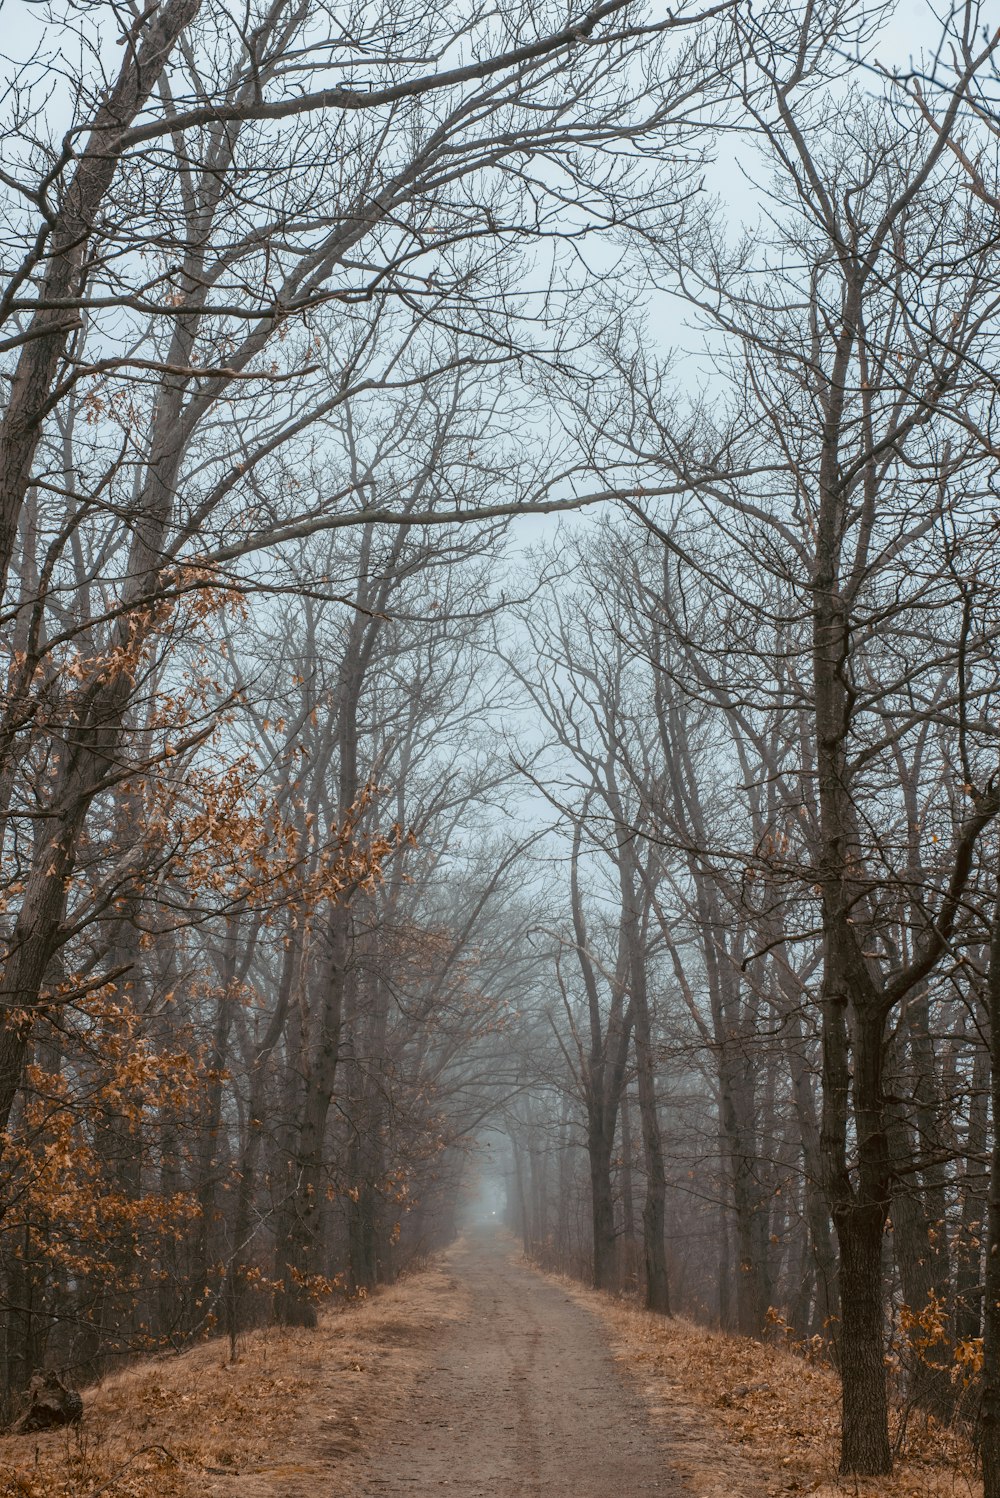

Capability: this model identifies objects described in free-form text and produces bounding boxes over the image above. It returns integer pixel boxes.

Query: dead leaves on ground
[0,1264,461,1498]
[573,1285,980,1498]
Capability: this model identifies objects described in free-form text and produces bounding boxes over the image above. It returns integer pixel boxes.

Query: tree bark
[956,1038,988,1342]
[272,909,350,1325]
[631,946,670,1315]
[836,1201,892,1475]
[588,1118,618,1290]
[979,877,1000,1498]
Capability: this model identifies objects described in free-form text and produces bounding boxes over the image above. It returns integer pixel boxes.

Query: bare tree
[555,7,1000,1467]
[0,0,732,1170]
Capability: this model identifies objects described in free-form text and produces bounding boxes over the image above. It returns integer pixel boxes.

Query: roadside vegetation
[6,2,1000,1489]
[581,1283,979,1498]
[0,1259,466,1498]
[3,1241,981,1498]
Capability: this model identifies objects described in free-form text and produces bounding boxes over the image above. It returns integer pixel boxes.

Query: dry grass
[6,1245,975,1498]
[0,1261,466,1498]
[558,1277,981,1498]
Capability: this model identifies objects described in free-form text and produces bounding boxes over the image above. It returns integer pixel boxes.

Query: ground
[0,1230,980,1498]
[355,1228,695,1497]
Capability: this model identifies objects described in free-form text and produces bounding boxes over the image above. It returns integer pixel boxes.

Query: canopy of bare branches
[5,1,1000,1489]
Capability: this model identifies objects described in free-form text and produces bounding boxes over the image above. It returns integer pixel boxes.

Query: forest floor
[0,1228,981,1498]
[560,1274,977,1498]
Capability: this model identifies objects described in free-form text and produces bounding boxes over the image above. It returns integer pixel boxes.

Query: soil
[5,1230,966,1498]
[0,1229,767,1498]
[357,1227,687,1497]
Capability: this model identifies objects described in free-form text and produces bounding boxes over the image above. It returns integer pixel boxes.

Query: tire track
[358,1229,677,1497]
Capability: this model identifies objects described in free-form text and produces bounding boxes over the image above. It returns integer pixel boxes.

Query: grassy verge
[560,1278,979,1498]
[0,1260,464,1498]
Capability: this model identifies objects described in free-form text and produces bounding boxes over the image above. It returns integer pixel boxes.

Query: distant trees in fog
[6,0,1000,1488]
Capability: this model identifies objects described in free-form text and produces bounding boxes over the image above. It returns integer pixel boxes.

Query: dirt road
[358,1228,678,1497]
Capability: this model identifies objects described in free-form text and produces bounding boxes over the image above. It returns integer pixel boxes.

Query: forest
[2,0,1000,1488]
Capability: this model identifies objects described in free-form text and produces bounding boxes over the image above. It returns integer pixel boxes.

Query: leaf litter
[0,1261,465,1498]
[561,1278,981,1498]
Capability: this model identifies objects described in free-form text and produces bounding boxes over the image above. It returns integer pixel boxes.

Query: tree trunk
[347,1171,379,1293]
[620,1087,637,1245]
[823,983,893,1477]
[886,1087,955,1418]
[979,878,1000,1498]
[719,1045,772,1336]
[554,1097,574,1268]
[956,1037,988,1342]
[784,1017,839,1341]
[196,942,238,1291]
[836,1202,892,1475]
[633,977,670,1315]
[512,1141,532,1257]
[346,964,391,1294]
[529,1146,548,1258]
[718,1143,734,1331]
[619,1087,639,1288]
[589,1119,618,1290]
[273,909,351,1326]
[223,927,299,1348]
[570,815,633,1294]
[905,989,951,1298]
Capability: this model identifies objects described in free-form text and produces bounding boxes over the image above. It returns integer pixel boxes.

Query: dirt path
[0,1230,768,1497]
[357,1228,678,1497]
